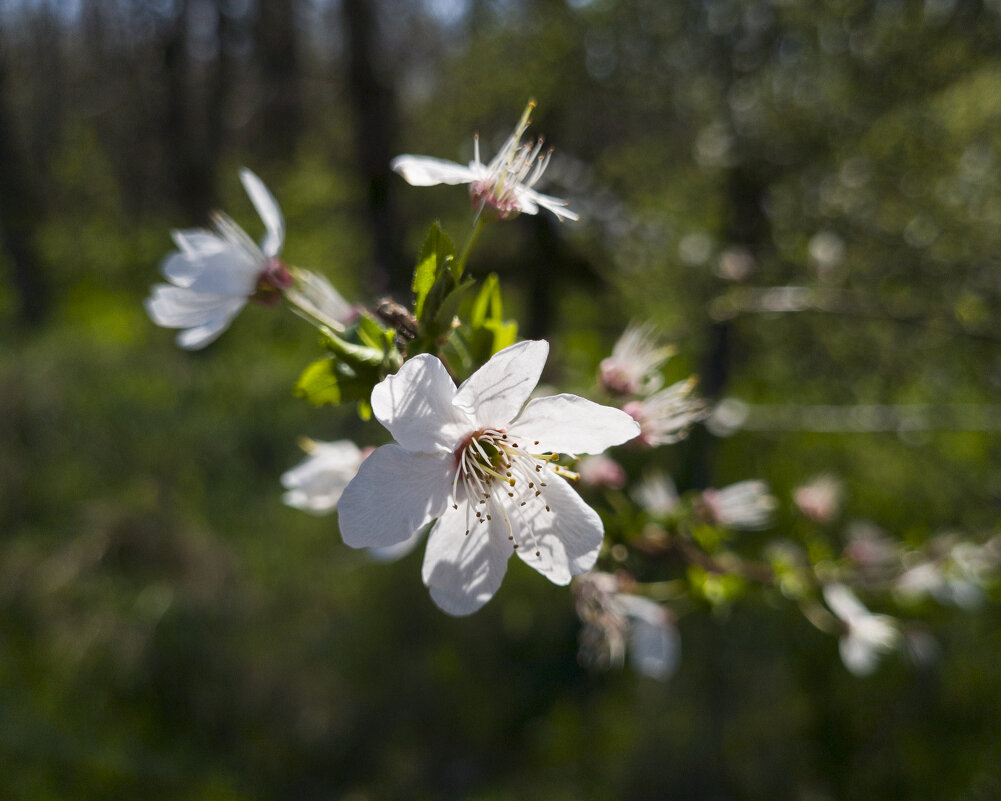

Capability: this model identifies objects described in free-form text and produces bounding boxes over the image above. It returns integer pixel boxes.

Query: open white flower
[823,583,900,676]
[336,340,640,615]
[390,101,578,222]
[145,168,292,349]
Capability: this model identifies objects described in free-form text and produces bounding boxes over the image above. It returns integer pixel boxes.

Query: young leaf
[413,222,455,320]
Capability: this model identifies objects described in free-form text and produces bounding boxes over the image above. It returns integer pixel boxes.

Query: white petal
[840,634,879,676]
[337,445,453,549]
[371,355,473,453]
[617,595,680,681]
[280,440,363,515]
[161,239,260,295]
[421,503,513,616]
[390,155,476,187]
[517,187,580,222]
[510,471,604,585]
[822,583,869,624]
[369,525,427,563]
[240,168,285,259]
[175,315,237,349]
[509,394,640,455]
[454,340,549,429]
[145,284,245,326]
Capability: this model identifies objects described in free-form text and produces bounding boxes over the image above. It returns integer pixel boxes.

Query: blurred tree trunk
[341,0,407,294]
[253,0,301,159]
[0,39,46,327]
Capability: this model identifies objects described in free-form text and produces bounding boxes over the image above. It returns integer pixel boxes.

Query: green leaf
[321,329,385,368]
[293,358,374,407]
[413,221,455,320]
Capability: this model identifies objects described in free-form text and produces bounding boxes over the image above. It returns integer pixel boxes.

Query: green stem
[453,217,486,279]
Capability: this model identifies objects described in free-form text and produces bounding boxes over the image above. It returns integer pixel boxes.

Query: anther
[545,505,551,512]
[534,440,539,445]
[452,504,458,510]
[535,550,541,557]
[528,482,534,488]
[486,514,492,520]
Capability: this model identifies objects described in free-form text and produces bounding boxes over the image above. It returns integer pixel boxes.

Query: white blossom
[823,583,900,676]
[281,439,368,515]
[793,475,842,524]
[391,101,578,222]
[623,378,708,446]
[336,340,640,615]
[574,572,680,680]
[598,323,675,396]
[701,480,777,530]
[145,169,291,349]
[632,472,680,518]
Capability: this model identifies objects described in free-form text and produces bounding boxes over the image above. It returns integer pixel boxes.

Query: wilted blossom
[700,480,777,530]
[793,475,842,524]
[391,101,578,222]
[281,439,370,515]
[598,323,676,396]
[336,340,640,615]
[574,571,680,680]
[823,583,900,676]
[146,169,293,349]
[623,378,708,446]
[578,454,627,490]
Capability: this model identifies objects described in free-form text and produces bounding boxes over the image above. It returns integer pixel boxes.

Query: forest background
[1,0,1000,799]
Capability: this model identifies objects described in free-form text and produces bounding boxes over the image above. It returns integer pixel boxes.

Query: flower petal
[517,187,579,222]
[617,595,680,681]
[822,582,868,624]
[840,634,879,676]
[280,440,363,515]
[240,168,285,259]
[371,355,473,453]
[509,471,604,585]
[337,444,452,549]
[390,155,477,187]
[454,340,549,429]
[145,284,246,328]
[509,394,640,454]
[421,503,513,616]
[161,237,260,295]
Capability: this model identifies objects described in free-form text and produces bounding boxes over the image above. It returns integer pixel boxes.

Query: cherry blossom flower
[281,439,370,515]
[336,340,640,615]
[700,480,777,530]
[633,472,680,518]
[146,169,306,348]
[390,101,578,222]
[623,378,708,446]
[574,571,680,680]
[793,475,842,523]
[823,583,900,676]
[598,323,675,396]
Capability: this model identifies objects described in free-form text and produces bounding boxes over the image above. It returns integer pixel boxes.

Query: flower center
[450,428,565,554]
[251,258,294,306]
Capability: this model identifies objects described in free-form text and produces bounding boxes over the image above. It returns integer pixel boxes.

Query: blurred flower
[623,378,708,446]
[700,480,777,530]
[793,475,842,524]
[284,268,356,333]
[574,571,680,681]
[843,520,899,576]
[895,534,1000,609]
[633,472,679,518]
[281,439,370,515]
[145,168,293,349]
[336,340,640,616]
[598,323,675,396]
[578,454,626,490]
[391,101,578,222]
[823,583,900,676]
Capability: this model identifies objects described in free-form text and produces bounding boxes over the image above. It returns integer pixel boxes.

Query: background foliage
[1,0,1000,798]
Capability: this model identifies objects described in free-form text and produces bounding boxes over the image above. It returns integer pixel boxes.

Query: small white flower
[793,475,842,524]
[391,101,578,222]
[145,168,292,349]
[823,583,900,676]
[336,340,640,616]
[598,323,676,396]
[574,572,680,681]
[281,439,369,515]
[701,480,777,530]
[623,378,708,446]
